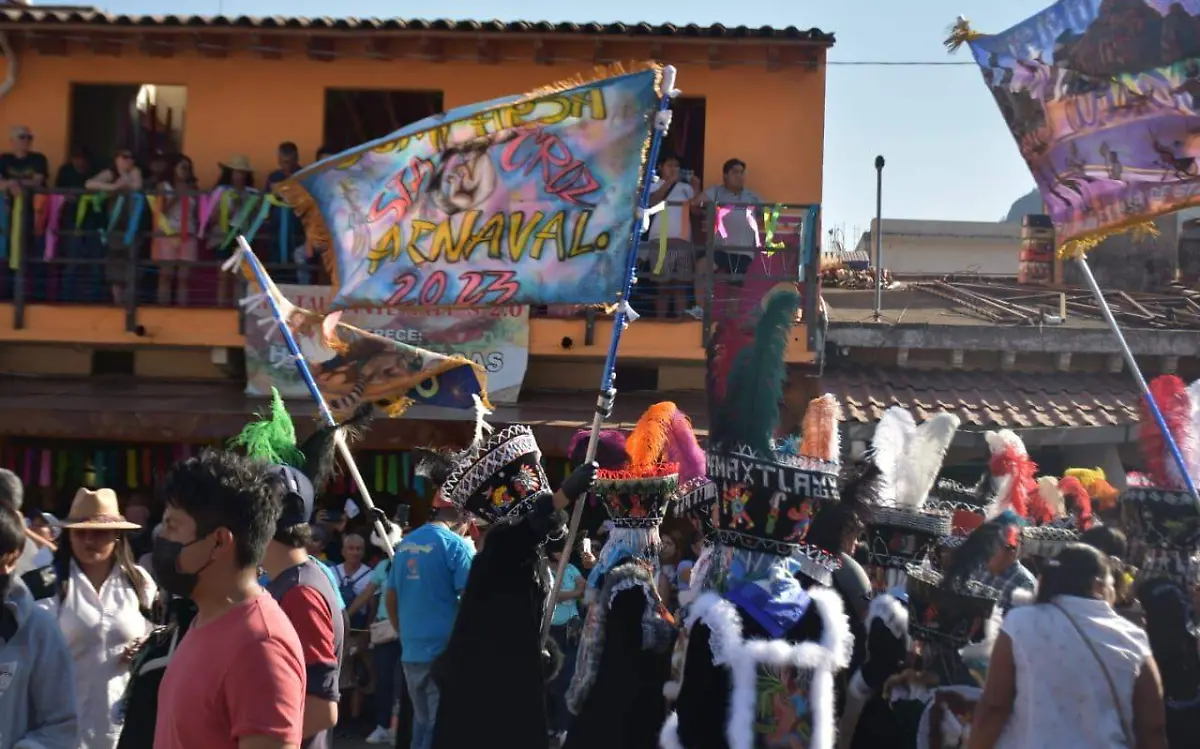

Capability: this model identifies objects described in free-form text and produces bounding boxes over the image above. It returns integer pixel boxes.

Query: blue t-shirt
[370,560,391,622]
[551,563,582,626]
[387,523,474,663]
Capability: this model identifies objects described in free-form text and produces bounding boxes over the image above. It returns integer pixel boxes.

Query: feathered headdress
[1064,467,1118,512]
[1057,475,1094,530]
[943,510,1023,589]
[982,430,1037,520]
[1029,476,1065,526]
[662,409,706,484]
[710,286,801,455]
[229,388,375,499]
[870,406,960,510]
[1139,376,1199,490]
[568,429,629,470]
[229,388,304,468]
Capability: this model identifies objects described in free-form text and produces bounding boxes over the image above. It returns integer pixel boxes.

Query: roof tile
[0,10,837,42]
[824,365,1141,429]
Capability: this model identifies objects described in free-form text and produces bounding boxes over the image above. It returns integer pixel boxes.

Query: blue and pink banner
[277,65,663,309]
[956,1,1200,252]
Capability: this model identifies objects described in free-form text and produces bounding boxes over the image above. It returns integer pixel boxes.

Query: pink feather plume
[1141,375,1197,490]
[663,410,706,483]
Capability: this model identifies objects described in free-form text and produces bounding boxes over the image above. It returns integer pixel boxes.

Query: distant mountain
[1003,189,1045,222]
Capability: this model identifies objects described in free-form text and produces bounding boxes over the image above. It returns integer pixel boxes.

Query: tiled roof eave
[0,11,837,45]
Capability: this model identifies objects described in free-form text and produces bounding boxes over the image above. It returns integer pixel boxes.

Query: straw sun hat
[220,154,254,172]
[59,488,141,531]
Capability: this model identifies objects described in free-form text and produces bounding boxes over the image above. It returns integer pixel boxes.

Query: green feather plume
[229,387,305,468]
[713,286,801,456]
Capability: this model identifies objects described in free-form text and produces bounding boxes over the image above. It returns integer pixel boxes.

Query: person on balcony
[645,155,701,320]
[692,158,763,285]
[0,125,50,302]
[84,150,143,306]
[212,155,257,307]
[56,146,101,304]
[152,156,200,307]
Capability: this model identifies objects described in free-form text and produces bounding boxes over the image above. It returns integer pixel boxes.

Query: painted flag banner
[951,2,1200,254]
[225,245,491,416]
[276,64,663,310]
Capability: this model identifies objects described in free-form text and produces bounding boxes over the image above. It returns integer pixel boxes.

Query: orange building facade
[0,10,833,494]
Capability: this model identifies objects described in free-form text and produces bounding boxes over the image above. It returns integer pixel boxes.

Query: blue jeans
[402,661,438,749]
[372,639,401,728]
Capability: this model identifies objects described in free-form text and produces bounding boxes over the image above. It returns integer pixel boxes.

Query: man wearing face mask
[152,450,306,749]
[0,501,79,749]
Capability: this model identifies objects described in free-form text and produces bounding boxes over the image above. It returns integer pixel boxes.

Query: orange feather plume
[626,401,678,468]
[799,394,841,462]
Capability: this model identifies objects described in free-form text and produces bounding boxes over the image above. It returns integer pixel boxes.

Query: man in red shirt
[261,463,344,749]
[152,449,306,749]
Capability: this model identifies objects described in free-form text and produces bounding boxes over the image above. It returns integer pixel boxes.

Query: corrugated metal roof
[0,10,836,43]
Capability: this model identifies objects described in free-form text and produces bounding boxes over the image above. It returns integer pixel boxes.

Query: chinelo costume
[427,414,597,749]
[660,286,852,749]
[859,406,960,593]
[564,402,706,749]
[1122,375,1200,587]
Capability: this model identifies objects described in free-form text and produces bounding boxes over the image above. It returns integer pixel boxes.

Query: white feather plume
[871,407,917,504]
[894,413,960,510]
[982,429,1028,520]
[984,429,1025,456]
[1188,378,1200,480]
[1036,476,1065,518]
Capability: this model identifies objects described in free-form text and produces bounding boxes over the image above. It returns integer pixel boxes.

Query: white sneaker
[365,726,392,744]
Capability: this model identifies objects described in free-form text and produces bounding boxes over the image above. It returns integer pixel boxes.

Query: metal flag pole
[539,65,680,645]
[1073,255,1200,510]
[232,237,395,559]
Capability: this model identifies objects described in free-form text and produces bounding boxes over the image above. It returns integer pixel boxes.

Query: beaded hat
[905,563,999,648]
[590,402,691,528]
[706,285,842,583]
[441,424,552,524]
[1122,376,1200,585]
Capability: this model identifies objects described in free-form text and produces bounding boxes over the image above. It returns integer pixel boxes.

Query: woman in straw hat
[47,487,157,749]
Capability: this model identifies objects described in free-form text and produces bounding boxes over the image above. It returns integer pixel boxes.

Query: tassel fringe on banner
[944,16,983,52]
[1056,219,1161,260]
[273,61,664,294]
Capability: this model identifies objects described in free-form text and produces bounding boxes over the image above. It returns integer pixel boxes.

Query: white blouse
[996,595,1151,749]
[41,560,157,749]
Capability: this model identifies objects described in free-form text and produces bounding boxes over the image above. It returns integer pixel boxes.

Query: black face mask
[152,536,215,599]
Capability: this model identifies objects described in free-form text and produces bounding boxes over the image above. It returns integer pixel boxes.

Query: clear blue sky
[99,0,1054,238]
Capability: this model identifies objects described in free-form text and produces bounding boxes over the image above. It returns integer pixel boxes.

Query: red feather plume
[1058,476,1094,530]
[1141,375,1194,489]
[1026,486,1056,525]
[988,444,1037,518]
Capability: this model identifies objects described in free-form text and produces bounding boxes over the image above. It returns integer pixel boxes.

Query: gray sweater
[0,578,78,749]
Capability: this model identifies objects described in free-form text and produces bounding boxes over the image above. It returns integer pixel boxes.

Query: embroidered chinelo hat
[905,562,999,648]
[860,406,959,581]
[705,286,842,584]
[930,478,988,550]
[441,424,553,524]
[1122,376,1200,585]
[590,402,690,528]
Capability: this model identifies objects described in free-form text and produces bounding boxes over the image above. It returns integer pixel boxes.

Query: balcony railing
[0,188,821,348]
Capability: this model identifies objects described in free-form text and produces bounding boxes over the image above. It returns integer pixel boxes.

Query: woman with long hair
[83,149,143,306]
[46,488,157,749]
[970,543,1168,749]
[211,155,257,306]
[152,155,200,306]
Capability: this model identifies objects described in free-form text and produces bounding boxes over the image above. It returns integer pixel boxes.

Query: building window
[69,83,187,167]
[322,90,444,153]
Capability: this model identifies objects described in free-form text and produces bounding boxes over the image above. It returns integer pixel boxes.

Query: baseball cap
[269,464,315,528]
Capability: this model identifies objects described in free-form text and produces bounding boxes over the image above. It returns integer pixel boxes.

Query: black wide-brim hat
[905,564,999,648]
[865,506,952,569]
[592,464,679,528]
[442,425,552,524]
[1122,485,1200,585]
[1020,524,1079,558]
[707,443,840,556]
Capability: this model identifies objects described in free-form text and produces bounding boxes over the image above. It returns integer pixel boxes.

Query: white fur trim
[659,712,684,749]
[683,586,850,749]
[865,593,909,643]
